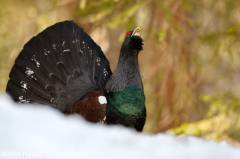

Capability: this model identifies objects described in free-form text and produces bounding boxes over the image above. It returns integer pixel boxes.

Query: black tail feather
[6,21,112,112]
[6,81,55,106]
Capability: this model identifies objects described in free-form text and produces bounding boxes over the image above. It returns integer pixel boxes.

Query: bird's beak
[132,27,141,37]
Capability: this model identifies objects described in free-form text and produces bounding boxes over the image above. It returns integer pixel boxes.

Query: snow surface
[0,94,240,159]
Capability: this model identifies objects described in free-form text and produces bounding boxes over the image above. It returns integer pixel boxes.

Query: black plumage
[6,21,146,132]
[6,21,112,112]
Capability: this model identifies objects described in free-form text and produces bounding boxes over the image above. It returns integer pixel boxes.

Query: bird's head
[121,27,143,53]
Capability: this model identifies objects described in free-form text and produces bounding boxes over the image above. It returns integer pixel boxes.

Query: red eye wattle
[125,31,131,37]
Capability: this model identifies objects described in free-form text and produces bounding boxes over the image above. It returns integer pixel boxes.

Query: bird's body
[6,21,146,131]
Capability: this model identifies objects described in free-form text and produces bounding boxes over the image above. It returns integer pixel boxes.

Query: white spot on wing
[63,49,70,52]
[88,47,93,58]
[25,67,34,77]
[98,96,107,104]
[52,43,57,50]
[25,67,37,80]
[97,57,101,66]
[83,41,85,49]
[20,81,28,92]
[103,68,108,80]
[43,49,50,55]
[18,96,30,103]
[62,39,66,48]
[31,55,40,68]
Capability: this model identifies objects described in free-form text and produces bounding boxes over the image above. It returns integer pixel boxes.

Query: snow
[0,94,240,159]
[98,96,107,104]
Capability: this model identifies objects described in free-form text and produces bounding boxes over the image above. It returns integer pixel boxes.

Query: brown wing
[66,88,106,123]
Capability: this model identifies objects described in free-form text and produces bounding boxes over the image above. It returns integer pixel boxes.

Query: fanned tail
[6,21,112,112]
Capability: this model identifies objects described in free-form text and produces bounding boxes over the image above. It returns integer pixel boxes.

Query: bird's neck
[105,50,143,92]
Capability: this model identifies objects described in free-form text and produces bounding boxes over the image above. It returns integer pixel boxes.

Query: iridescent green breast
[106,86,145,117]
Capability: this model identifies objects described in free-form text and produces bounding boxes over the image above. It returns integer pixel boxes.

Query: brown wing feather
[66,88,106,123]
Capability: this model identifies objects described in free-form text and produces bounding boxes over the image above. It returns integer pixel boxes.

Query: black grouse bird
[6,21,146,132]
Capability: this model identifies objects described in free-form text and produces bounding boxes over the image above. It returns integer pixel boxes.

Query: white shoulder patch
[98,96,107,104]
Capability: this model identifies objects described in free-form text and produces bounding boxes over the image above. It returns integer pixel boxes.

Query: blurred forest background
[0,0,240,144]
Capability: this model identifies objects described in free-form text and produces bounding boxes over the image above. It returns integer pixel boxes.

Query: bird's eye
[125,31,131,37]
